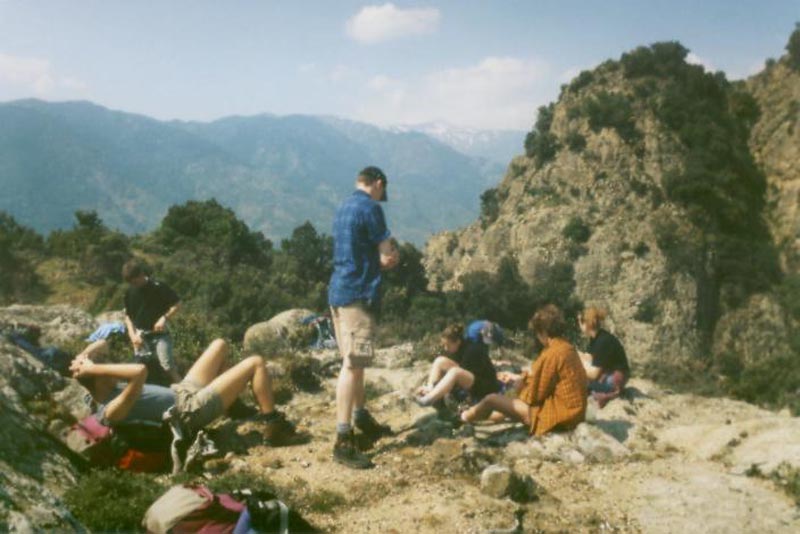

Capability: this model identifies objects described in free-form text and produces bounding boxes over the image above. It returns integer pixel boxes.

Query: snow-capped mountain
[391,121,525,165]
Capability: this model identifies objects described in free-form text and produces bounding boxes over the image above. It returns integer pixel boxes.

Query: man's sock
[336,422,352,436]
[415,394,434,407]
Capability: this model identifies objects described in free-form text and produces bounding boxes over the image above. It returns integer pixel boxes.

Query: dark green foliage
[581,91,641,144]
[621,41,692,79]
[726,352,800,415]
[453,257,579,333]
[48,211,132,285]
[569,70,594,92]
[633,242,650,257]
[63,470,166,533]
[480,187,502,228]
[565,131,587,152]
[786,22,800,70]
[0,212,46,303]
[525,103,560,166]
[633,296,659,323]
[562,217,591,243]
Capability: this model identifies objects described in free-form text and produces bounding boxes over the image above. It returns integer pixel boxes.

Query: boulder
[480,464,538,502]
[572,423,630,462]
[0,304,96,345]
[243,309,316,353]
[480,464,513,498]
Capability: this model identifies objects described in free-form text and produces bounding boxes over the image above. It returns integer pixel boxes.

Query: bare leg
[462,394,531,425]
[337,366,365,425]
[420,367,474,404]
[427,356,459,388]
[207,355,274,413]
[183,339,228,387]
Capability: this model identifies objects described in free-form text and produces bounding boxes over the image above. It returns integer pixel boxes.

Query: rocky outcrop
[243,308,316,353]
[746,60,800,272]
[424,47,797,375]
[0,306,95,531]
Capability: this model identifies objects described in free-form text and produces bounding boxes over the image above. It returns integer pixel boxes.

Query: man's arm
[71,357,148,423]
[379,238,399,271]
[153,302,180,333]
[125,315,142,349]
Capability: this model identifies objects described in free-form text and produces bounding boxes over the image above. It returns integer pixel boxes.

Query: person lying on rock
[415,323,501,420]
[70,338,306,446]
[461,304,588,436]
[577,307,630,408]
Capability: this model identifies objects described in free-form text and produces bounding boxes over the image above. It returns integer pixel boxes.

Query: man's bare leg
[207,355,274,413]
[183,339,228,387]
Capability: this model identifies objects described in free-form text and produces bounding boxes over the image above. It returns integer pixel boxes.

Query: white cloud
[358,56,552,130]
[0,52,88,97]
[346,3,440,44]
[686,52,716,73]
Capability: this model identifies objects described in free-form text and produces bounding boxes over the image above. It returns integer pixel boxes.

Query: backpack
[64,414,171,472]
[143,485,317,534]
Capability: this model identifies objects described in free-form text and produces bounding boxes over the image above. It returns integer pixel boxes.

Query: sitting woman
[578,307,630,408]
[415,323,500,413]
[461,304,588,436]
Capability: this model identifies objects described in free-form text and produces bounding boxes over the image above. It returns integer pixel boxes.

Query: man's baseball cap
[359,166,388,202]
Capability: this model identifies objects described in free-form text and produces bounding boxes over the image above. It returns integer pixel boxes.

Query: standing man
[123,259,182,385]
[328,166,399,469]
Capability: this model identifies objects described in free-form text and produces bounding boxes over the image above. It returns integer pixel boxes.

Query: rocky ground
[1,306,800,533]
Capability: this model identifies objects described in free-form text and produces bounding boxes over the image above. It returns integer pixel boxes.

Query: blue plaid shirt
[328,190,391,308]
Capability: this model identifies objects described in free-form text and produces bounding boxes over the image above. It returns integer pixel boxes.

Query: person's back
[524,338,587,436]
[328,190,389,310]
[453,340,499,399]
[588,329,630,375]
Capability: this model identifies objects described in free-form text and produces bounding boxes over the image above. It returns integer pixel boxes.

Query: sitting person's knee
[244,355,265,369]
[433,356,451,368]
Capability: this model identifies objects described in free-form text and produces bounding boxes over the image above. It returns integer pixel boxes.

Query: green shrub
[633,296,659,323]
[480,187,502,228]
[562,217,591,243]
[786,22,800,70]
[565,131,587,152]
[582,91,641,144]
[64,470,166,533]
[569,70,594,92]
[525,103,560,166]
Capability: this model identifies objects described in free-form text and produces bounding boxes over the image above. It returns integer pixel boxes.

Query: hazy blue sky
[0,1,797,129]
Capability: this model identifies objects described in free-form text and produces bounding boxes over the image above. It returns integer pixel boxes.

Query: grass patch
[63,469,166,533]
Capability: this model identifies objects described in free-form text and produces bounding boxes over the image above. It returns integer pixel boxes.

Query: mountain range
[0,99,515,244]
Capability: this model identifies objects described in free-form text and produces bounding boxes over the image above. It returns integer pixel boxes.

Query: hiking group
[7,165,630,475]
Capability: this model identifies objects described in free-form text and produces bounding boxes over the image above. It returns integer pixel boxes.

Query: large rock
[0,339,86,531]
[480,464,537,502]
[0,304,96,345]
[243,308,316,353]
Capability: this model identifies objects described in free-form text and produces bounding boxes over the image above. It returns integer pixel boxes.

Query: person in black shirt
[123,259,181,385]
[578,307,630,408]
[415,323,500,410]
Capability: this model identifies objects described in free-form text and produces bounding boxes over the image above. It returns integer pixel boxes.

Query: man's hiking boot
[228,398,258,420]
[259,412,310,447]
[333,431,374,470]
[354,410,393,441]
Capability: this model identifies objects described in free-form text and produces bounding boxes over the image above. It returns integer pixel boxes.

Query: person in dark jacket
[578,307,631,408]
[415,323,501,409]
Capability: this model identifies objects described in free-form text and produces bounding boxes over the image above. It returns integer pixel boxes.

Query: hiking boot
[259,412,310,447]
[333,431,374,470]
[354,411,393,441]
[228,398,258,420]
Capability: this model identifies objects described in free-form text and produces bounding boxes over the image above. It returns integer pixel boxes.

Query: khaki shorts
[170,379,224,432]
[331,302,376,369]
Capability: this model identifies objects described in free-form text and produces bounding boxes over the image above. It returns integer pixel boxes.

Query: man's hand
[70,354,95,378]
[131,332,144,350]
[379,238,400,271]
[153,316,167,333]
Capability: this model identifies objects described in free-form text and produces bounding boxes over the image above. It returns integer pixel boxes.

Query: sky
[0,0,797,130]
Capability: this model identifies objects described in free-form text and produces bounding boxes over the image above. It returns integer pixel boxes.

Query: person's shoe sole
[333,454,374,470]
